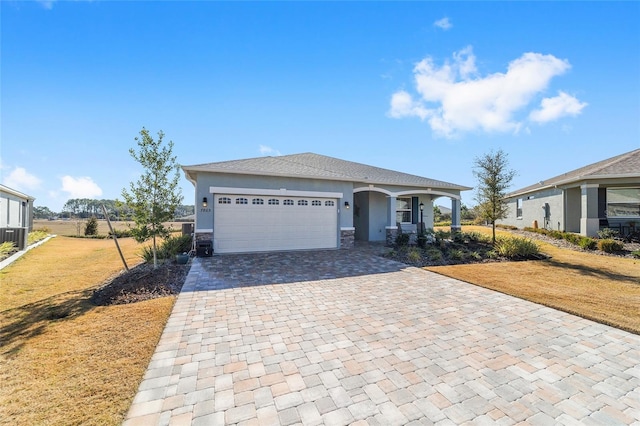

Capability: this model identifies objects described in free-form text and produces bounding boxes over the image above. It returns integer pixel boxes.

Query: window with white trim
[236,197,248,205]
[312,200,322,206]
[268,199,279,205]
[325,200,335,207]
[252,198,264,205]
[396,198,411,224]
[219,197,231,204]
[283,199,294,206]
[298,200,308,206]
[516,198,523,218]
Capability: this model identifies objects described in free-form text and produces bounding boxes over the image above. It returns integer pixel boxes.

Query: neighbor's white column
[580,183,600,237]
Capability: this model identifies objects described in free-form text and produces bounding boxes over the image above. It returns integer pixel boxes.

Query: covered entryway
[213,194,338,253]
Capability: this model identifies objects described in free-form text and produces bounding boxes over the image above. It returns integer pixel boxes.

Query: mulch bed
[91,262,191,306]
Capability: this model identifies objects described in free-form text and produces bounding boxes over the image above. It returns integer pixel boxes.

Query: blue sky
[2,1,639,212]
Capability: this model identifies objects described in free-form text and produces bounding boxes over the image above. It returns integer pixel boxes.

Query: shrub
[108,229,133,238]
[140,234,193,263]
[493,236,541,260]
[597,239,623,253]
[448,249,464,261]
[33,226,51,233]
[407,248,422,263]
[598,228,619,240]
[578,237,597,250]
[462,231,490,243]
[495,224,518,230]
[632,250,640,259]
[425,248,443,262]
[0,241,16,258]
[27,230,49,245]
[395,233,410,247]
[84,216,99,236]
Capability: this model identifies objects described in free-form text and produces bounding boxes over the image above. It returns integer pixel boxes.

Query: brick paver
[124,247,640,425]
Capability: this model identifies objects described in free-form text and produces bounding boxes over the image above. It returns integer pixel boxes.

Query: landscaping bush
[578,237,597,250]
[395,233,410,247]
[0,241,16,259]
[108,229,133,238]
[492,236,541,260]
[448,249,464,261]
[140,234,193,263]
[632,250,640,259]
[27,230,49,245]
[495,224,518,230]
[462,231,490,243]
[597,239,623,253]
[597,228,619,240]
[407,248,422,263]
[84,216,98,236]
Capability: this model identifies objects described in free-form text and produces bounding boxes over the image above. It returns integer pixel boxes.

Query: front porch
[352,187,463,246]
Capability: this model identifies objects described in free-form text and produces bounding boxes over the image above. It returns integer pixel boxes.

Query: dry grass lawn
[0,237,175,425]
[34,219,188,237]
[428,226,640,334]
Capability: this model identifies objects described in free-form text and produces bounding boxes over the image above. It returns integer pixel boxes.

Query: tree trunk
[152,236,158,269]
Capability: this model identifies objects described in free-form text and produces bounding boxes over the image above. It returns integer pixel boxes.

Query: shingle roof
[507,148,640,197]
[183,153,471,190]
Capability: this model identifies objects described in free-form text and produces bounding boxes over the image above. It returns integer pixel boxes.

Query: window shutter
[412,197,419,224]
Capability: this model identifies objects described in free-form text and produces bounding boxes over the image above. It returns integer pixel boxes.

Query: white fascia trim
[580,183,600,189]
[210,186,344,199]
[195,228,213,233]
[340,227,355,231]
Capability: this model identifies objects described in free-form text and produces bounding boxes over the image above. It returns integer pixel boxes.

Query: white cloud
[434,17,452,30]
[60,176,103,198]
[3,167,42,191]
[259,145,281,156]
[389,47,586,138]
[529,91,588,123]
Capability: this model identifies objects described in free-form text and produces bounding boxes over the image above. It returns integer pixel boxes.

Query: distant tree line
[33,199,194,221]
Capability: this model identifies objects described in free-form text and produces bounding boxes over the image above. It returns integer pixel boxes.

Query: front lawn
[426,226,640,334]
[0,237,176,425]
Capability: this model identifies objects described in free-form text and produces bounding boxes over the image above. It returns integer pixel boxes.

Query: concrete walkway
[124,249,640,425]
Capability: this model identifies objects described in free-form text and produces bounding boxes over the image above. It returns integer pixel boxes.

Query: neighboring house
[182,153,471,254]
[498,149,640,237]
[0,184,35,250]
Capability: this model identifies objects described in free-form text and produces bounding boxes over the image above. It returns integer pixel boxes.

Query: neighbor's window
[606,188,640,217]
[218,197,231,204]
[516,198,523,218]
[396,197,411,224]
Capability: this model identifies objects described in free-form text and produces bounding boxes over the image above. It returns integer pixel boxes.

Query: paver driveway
[124,248,640,425]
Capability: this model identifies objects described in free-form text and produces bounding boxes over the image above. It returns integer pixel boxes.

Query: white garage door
[214,194,338,253]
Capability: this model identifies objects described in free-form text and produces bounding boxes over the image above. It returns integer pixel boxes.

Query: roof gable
[183,152,471,190]
[508,148,640,197]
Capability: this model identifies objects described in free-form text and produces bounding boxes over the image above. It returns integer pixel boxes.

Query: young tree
[84,216,99,236]
[473,149,516,243]
[121,128,183,267]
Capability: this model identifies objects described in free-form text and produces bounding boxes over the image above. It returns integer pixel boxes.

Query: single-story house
[498,148,640,237]
[0,184,35,250]
[182,153,471,254]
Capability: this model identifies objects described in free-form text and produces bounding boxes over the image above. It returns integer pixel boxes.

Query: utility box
[196,240,213,257]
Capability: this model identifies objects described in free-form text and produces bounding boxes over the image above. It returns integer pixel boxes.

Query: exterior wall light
[202,197,208,207]
[419,202,424,211]
[344,201,350,209]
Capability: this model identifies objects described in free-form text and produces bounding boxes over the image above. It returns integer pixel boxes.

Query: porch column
[451,198,462,232]
[385,196,398,246]
[580,183,599,236]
